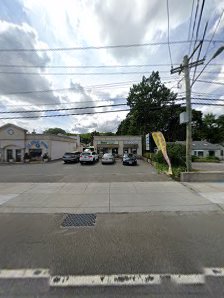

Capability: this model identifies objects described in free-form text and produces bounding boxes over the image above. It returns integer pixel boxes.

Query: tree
[43,128,67,135]
[117,72,183,141]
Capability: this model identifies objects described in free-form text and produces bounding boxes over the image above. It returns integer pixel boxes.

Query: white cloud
[0,0,223,133]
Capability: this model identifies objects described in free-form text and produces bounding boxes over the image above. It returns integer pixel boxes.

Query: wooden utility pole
[171,50,204,172]
[183,55,192,172]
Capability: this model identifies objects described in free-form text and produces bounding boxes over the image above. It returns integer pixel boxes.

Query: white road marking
[171,274,205,284]
[204,267,224,276]
[0,269,49,278]
[50,274,161,287]
[0,268,224,287]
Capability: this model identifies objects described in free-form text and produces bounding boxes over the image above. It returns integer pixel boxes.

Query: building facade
[176,141,224,160]
[0,123,79,162]
[93,135,142,156]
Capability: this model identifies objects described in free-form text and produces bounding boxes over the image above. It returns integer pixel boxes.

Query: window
[198,151,204,157]
[209,150,215,157]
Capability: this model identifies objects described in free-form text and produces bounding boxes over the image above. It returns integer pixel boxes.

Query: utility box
[180,112,188,124]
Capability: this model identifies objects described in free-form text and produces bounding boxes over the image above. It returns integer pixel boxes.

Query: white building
[0,123,80,162]
[93,135,142,156]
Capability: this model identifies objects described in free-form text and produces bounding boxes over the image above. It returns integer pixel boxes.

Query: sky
[0,0,223,134]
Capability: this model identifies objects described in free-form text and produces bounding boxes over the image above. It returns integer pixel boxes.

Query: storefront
[93,136,142,156]
[0,123,79,162]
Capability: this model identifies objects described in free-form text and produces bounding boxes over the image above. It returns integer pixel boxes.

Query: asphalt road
[0,159,170,183]
[1,212,224,297]
[192,162,224,172]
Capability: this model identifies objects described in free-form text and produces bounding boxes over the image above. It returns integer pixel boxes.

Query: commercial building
[0,123,80,162]
[93,135,142,156]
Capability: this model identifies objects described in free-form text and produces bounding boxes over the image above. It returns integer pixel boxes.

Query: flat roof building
[0,123,80,162]
[93,135,142,156]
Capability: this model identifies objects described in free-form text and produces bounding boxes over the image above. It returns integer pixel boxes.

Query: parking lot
[0,159,171,183]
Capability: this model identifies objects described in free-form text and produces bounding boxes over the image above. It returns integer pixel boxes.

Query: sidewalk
[183,182,224,211]
[0,181,221,214]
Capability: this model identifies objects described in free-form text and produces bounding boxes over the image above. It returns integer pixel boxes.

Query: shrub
[152,143,186,167]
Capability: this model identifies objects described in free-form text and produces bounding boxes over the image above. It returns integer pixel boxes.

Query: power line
[0,39,223,52]
[189,0,199,55]
[0,78,179,97]
[0,71,179,76]
[205,8,224,57]
[166,0,173,68]
[192,20,208,84]
[0,109,131,120]
[0,63,177,68]
[0,103,127,114]
[0,81,138,96]
[196,79,224,86]
[1,98,126,108]
[0,63,222,69]
[1,68,222,77]
[188,0,195,44]
[176,97,224,101]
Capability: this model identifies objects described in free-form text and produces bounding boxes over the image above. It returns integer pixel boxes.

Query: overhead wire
[0,109,131,120]
[189,0,199,55]
[205,8,224,57]
[166,0,173,68]
[0,63,222,69]
[0,103,128,114]
[0,39,223,52]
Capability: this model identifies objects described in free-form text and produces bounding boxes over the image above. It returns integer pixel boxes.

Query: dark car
[62,151,80,163]
[122,153,137,165]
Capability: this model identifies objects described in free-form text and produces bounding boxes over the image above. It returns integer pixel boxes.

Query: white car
[80,151,99,164]
[101,153,115,164]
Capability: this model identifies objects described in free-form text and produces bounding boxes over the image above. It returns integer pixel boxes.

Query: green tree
[117,72,183,141]
[201,113,219,143]
[43,127,67,135]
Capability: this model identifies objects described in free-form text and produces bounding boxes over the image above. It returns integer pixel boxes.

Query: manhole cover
[61,214,96,227]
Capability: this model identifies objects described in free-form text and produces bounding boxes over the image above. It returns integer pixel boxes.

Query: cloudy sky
[0,0,223,133]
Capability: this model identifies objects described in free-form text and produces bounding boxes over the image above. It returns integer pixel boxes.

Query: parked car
[63,151,80,163]
[80,151,99,164]
[101,153,115,164]
[122,153,137,165]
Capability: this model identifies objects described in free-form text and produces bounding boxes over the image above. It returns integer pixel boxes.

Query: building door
[209,150,215,157]
[7,149,13,161]
[16,149,22,162]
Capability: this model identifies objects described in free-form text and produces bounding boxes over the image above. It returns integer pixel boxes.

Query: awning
[123,144,138,148]
[97,144,119,148]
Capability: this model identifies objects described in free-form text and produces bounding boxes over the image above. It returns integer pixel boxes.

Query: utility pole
[171,44,204,172]
[183,55,192,172]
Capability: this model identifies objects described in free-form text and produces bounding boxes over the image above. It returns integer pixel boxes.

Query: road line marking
[0,269,49,279]
[171,274,205,284]
[50,274,161,287]
[204,268,224,276]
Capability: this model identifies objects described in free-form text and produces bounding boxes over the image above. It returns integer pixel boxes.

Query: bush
[192,156,220,163]
[152,143,186,167]
[205,155,220,161]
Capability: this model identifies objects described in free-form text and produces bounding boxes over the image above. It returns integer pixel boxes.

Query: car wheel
[64,161,67,164]
[80,162,83,165]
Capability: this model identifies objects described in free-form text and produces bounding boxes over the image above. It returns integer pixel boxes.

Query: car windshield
[81,152,91,156]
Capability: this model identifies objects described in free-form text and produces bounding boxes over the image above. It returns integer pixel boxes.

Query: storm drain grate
[61,214,96,227]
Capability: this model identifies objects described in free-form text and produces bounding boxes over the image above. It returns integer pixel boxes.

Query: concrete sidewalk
[0,181,221,214]
[184,182,224,211]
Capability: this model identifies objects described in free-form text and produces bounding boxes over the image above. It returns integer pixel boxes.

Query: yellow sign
[152,132,172,175]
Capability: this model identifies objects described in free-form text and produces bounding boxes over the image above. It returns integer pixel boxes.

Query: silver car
[101,153,115,164]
